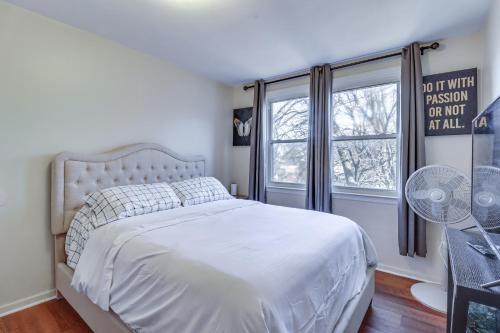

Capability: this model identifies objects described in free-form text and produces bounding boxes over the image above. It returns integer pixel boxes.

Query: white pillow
[170,177,233,206]
[85,182,181,227]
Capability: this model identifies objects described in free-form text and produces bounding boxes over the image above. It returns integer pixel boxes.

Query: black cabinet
[446,227,500,332]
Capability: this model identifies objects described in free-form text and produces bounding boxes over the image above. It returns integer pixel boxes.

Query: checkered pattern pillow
[65,205,94,269]
[85,182,181,227]
[170,177,233,206]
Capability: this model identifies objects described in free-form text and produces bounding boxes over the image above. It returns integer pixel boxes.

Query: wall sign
[423,68,477,136]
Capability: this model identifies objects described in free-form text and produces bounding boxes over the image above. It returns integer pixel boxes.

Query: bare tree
[272,98,309,140]
[332,84,398,190]
[271,98,308,183]
[270,84,398,189]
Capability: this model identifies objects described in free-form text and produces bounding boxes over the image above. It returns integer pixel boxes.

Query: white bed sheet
[72,200,377,333]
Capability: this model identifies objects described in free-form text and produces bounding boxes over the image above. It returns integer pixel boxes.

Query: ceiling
[5,0,492,85]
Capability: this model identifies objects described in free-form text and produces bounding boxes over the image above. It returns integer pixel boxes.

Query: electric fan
[406,164,500,312]
[405,165,471,314]
[472,166,500,233]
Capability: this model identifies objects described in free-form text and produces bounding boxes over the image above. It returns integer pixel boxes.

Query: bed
[51,143,377,333]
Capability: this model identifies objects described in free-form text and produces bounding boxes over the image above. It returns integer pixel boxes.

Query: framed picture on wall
[233,107,253,146]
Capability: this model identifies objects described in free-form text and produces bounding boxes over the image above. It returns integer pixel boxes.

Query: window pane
[271,98,309,140]
[332,139,397,190]
[332,83,398,137]
[271,142,307,184]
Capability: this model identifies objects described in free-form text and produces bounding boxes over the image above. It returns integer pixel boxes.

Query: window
[268,97,309,185]
[331,82,399,195]
[266,81,400,197]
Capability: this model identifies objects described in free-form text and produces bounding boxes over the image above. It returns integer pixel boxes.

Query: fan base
[410,282,447,314]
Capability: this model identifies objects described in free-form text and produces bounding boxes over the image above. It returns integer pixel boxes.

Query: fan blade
[450,198,470,211]
[480,205,500,229]
[418,178,430,190]
[474,206,489,224]
[443,204,449,222]
[444,175,465,190]
[412,190,429,200]
[479,182,496,193]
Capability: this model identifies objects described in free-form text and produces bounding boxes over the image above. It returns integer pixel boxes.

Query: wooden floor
[0,271,446,333]
[359,271,446,333]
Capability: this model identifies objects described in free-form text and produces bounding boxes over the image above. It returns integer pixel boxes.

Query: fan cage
[472,166,500,232]
[405,165,471,224]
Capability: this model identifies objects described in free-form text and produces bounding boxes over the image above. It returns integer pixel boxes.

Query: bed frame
[51,143,374,333]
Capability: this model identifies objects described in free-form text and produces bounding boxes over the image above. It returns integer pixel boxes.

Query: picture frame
[233,107,253,146]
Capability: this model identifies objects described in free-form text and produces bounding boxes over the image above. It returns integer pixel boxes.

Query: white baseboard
[0,267,439,319]
[0,289,56,317]
[376,264,441,284]
[0,267,440,318]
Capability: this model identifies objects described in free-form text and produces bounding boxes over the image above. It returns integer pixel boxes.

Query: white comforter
[72,200,377,333]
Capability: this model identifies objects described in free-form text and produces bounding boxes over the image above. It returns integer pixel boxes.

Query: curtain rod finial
[431,42,440,50]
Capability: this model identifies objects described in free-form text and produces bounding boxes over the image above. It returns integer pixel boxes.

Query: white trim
[0,289,56,317]
[333,186,397,198]
[266,186,305,195]
[266,95,309,188]
[332,60,401,92]
[0,270,437,319]
[331,81,401,196]
[332,192,398,205]
[266,186,398,205]
[333,133,398,141]
[376,264,440,284]
[266,84,309,102]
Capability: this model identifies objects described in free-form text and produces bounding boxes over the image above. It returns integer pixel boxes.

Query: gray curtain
[248,80,267,202]
[305,64,333,213]
[399,43,426,257]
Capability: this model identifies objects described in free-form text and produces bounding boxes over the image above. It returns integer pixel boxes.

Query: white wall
[0,2,233,314]
[484,0,500,103]
[232,32,486,283]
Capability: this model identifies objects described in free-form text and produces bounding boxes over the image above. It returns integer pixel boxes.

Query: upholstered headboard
[51,143,205,263]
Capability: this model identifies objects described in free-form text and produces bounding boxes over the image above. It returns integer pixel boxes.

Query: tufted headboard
[51,143,205,263]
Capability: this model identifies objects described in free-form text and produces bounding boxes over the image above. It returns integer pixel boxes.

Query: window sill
[266,185,305,195]
[331,192,398,205]
[266,185,398,205]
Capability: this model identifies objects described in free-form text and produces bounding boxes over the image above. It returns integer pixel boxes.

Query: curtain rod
[242,42,440,91]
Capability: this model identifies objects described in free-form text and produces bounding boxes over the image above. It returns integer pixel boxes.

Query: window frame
[331,81,400,198]
[267,94,309,189]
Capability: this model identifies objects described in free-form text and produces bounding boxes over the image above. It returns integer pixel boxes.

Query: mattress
[71,199,377,333]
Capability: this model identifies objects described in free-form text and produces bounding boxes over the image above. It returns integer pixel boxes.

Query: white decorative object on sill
[230,183,238,196]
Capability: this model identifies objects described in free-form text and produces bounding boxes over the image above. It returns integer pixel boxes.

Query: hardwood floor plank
[0,271,446,332]
[401,315,446,333]
[376,272,445,321]
[46,298,89,332]
[2,312,24,333]
[375,279,446,325]
[0,318,10,333]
